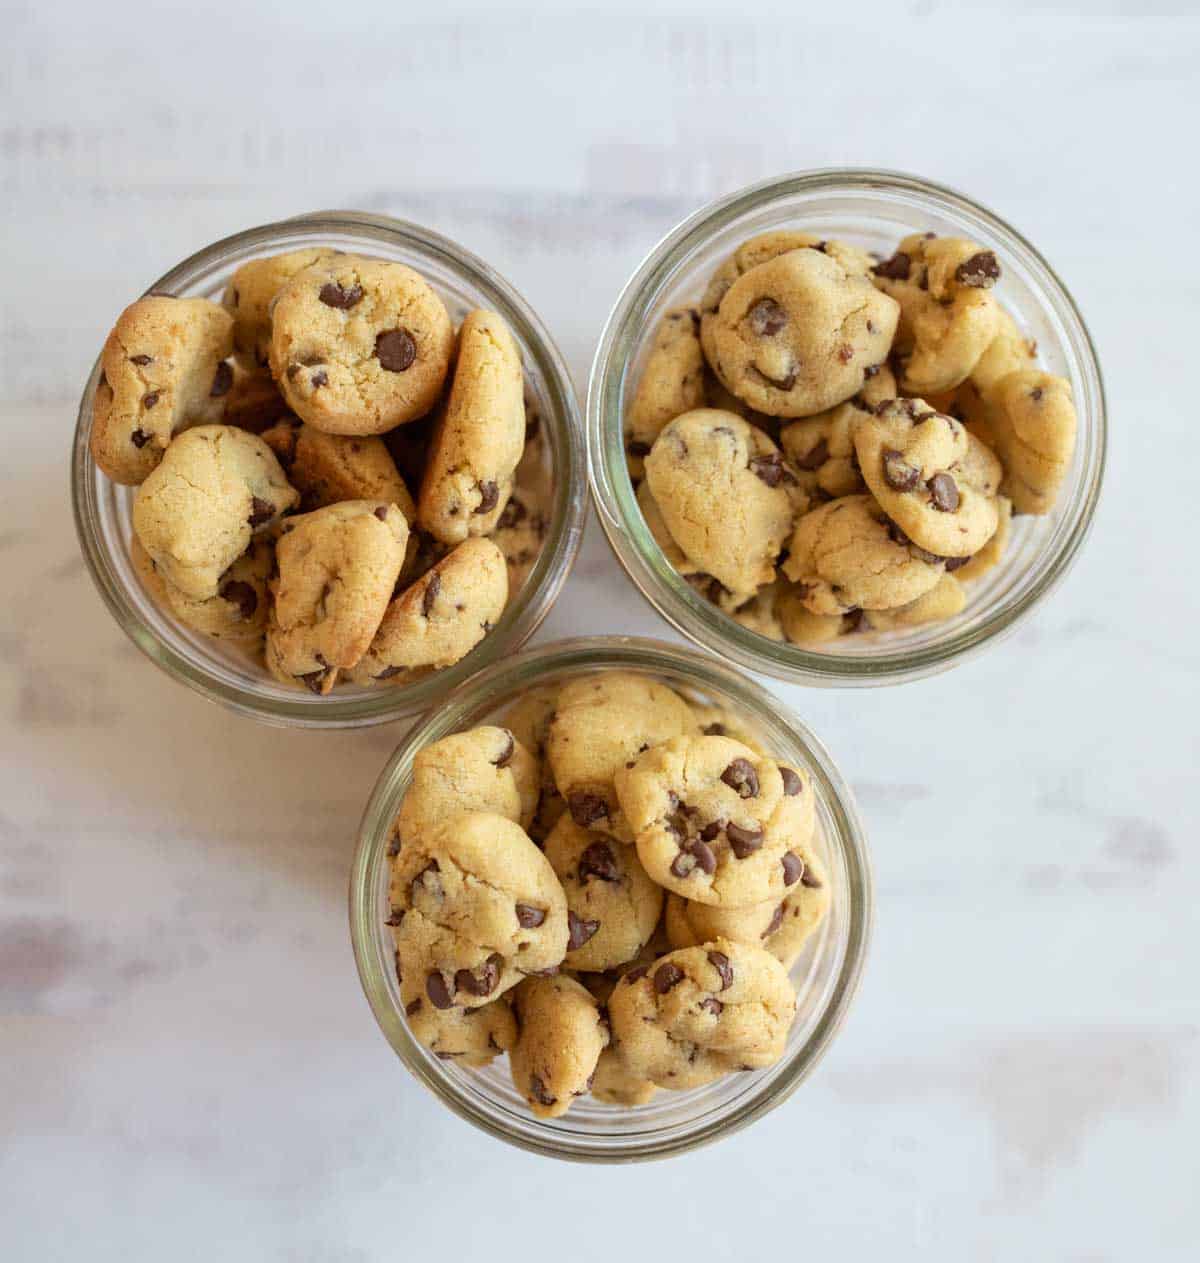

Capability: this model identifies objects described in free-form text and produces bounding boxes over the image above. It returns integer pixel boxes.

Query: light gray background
[2,1,1196,1258]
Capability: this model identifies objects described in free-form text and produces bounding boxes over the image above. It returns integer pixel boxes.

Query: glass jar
[587,169,1106,686]
[71,211,586,727]
[350,637,872,1161]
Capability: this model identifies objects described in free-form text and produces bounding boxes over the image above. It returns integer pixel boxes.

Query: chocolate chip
[624,965,650,985]
[374,665,404,680]
[129,353,153,366]
[864,362,881,378]
[319,281,364,309]
[700,997,724,1016]
[426,972,454,1009]
[247,497,274,527]
[130,428,150,449]
[782,851,808,889]
[1031,386,1044,402]
[387,833,402,857]
[529,1073,556,1107]
[754,365,798,392]
[670,834,716,880]
[475,480,499,514]
[929,472,960,512]
[516,903,545,928]
[375,328,416,372]
[421,571,441,617]
[702,722,727,737]
[873,251,911,281]
[944,554,971,572]
[747,297,787,336]
[492,729,515,768]
[763,902,786,937]
[726,822,764,858]
[568,791,608,827]
[373,505,388,521]
[143,391,160,409]
[837,344,854,364]
[801,868,822,889]
[954,251,1000,288]
[794,437,828,471]
[405,998,421,1017]
[779,766,802,797]
[578,840,620,883]
[310,369,329,389]
[219,579,258,620]
[721,758,759,799]
[654,963,684,994]
[627,439,651,458]
[210,360,233,397]
[882,449,920,491]
[297,668,329,694]
[497,498,527,530]
[707,950,733,990]
[384,907,405,927]
[567,911,600,951]
[454,953,502,998]
[748,452,793,488]
[699,820,723,842]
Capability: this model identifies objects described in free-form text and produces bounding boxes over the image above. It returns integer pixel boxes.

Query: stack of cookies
[90,250,550,692]
[626,231,1078,644]
[387,671,831,1116]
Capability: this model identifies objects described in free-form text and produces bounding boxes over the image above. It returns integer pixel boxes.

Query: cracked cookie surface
[223,247,337,366]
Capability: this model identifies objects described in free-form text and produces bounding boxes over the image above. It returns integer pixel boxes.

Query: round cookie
[396,725,540,844]
[644,409,802,602]
[777,584,865,645]
[91,296,234,485]
[616,734,816,909]
[260,416,415,519]
[266,500,408,694]
[624,307,706,478]
[509,974,610,1119]
[222,248,337,366]
[270,255,454,435]
[132,424,298,600]
[542,814,664,973]
[132,534,274,646]
[590,1046,657,1107]
[546,671,699,842]
[781,495,947,615]
[985,371,1077,515]
[389,810,568,1010]
[853,398,1001,558]
[700,248,898,418]
[417,309,526,543]
[500,684,566,844]
[398,967,517,1068]
[607,939,796,1089]
[863,573,966,631]
[664,839,830,970]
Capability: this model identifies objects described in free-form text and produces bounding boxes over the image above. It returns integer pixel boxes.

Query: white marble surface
[3,1,1198,1258]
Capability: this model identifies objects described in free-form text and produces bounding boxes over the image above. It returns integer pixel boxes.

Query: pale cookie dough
[664,840,829,969]
[223,247,337,366]
[389,811,568,1009]
[781,495,946,615]
[607,939,796,1089]
[132,534,274,645]
[399,970,517,1067]
[701,248,898,418]
[500,685,566,843]
[984,371,1077,514]
[271,255,454,435]
[418,309,526,543]
[644,410,802,602]
[969,304,1038,398]
[617,734,816,909]
[590,1046,657,1107]
[509,974,610,1118]
[354,538,508,680]
[261,416,415,519]
[266,500,407,694]
[91,296,234,484]
[624,307,706,477]
[543,814,663,973]
[956,495,1012,582]
[546,671,699,842]
[863,574,966,631]
[395,725,539,845]
[854,398,1001,558]
[132,424,298,600]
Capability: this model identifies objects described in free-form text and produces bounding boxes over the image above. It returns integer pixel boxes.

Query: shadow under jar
[587,169,1106,687]
[72,211,586,727]
[350,637,872,1162]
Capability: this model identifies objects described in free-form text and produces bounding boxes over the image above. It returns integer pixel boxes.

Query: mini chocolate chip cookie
[509,974,610,1118]
[266,500,408,694]
[607,938,796,1089]
[853,398,1001,558]
[616,734,815,909]
[955,495,1012,582]
[91,296,234,484]
[968,304,1038,399]
[490,487,548,593]
[775,587,859,646]
[270,255,454,435]
[546,671,699,843]
[417,309,526,543]
[223,247,337,366]
[624,307,706,478]
[644,409,803,603]
[589,1046,658,1107]
[780,400,871,501]
[863,573,966,631]
[389,811,568,1010]
[701,247,898,418]
[981,371,1077,515]
[132,424,298,600]
[543,814,664,973]
[399,971,517,1067]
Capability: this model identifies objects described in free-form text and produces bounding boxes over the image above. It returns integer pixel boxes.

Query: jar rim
[71,211,587,726]
[586,168,1107,686]
[349,635,874,1161]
